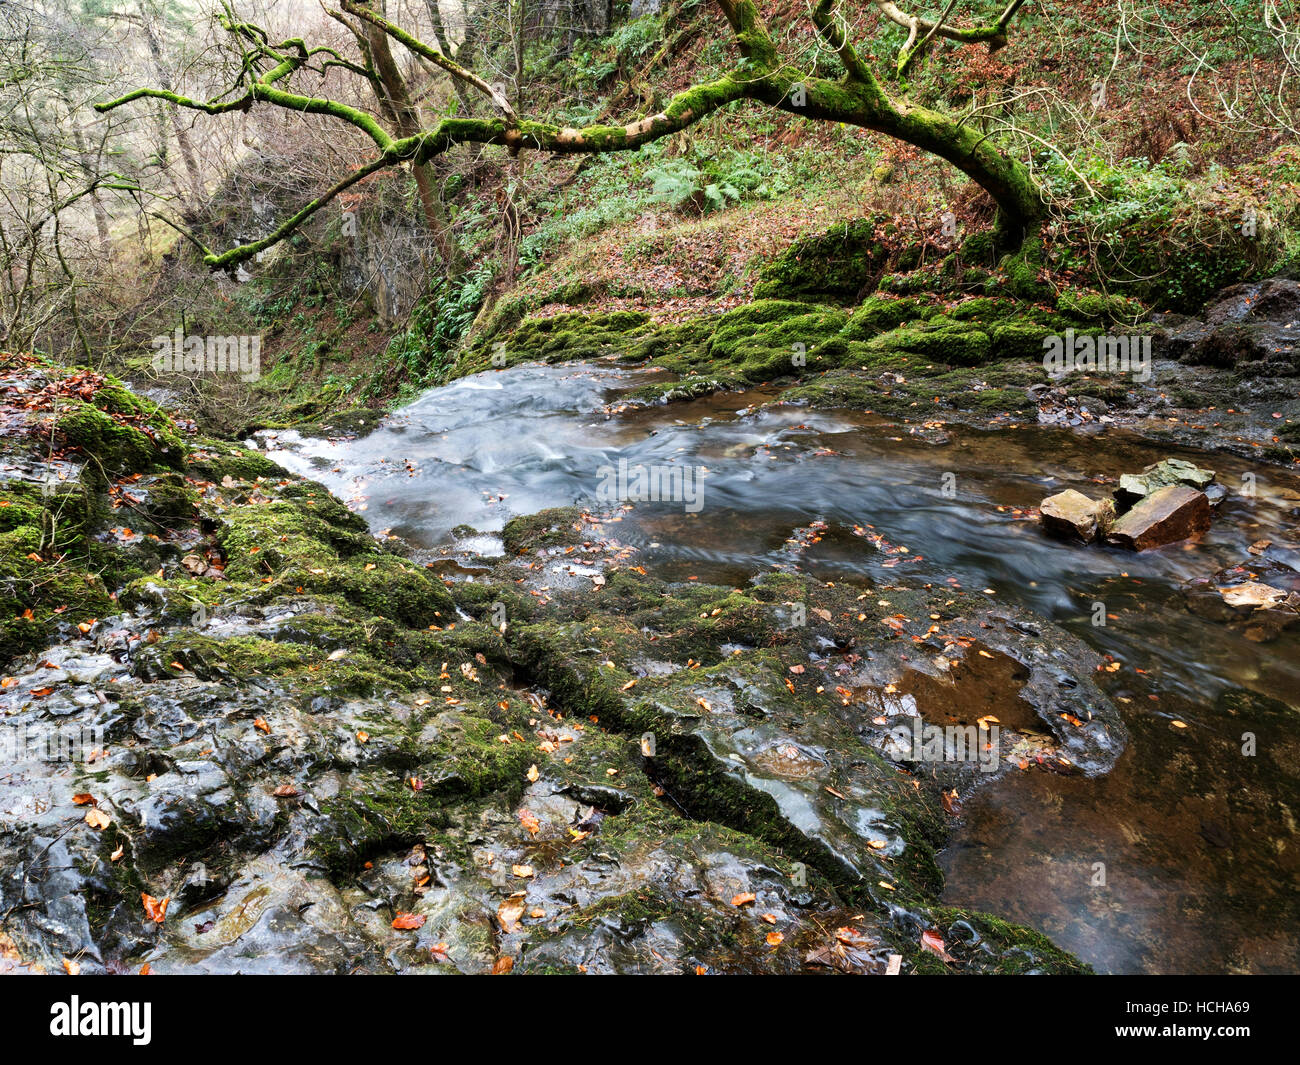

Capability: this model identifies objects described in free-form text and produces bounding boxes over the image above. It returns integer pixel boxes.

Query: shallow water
[262,359,1300,973]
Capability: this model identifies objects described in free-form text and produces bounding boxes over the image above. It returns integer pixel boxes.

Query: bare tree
[96,0,1050,273]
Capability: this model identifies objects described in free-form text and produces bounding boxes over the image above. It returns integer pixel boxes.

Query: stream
[260,359,1300,974]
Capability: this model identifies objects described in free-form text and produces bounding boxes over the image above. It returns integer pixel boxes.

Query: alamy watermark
[0,722,104,762]
[596,458,705,513]
[1042,329,1151,383]
[151,326,262,381]
[891,717,1000,774]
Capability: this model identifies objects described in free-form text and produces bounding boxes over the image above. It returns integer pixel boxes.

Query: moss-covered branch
[96,0,1046,270]
[338,0,516,120]
[873,0,1028,74]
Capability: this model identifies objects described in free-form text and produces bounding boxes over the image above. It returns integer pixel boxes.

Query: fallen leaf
[920,928,955,961]
[84,808,111,830]
[497,896,526,933]
[391,912,425,930]
[141,893,169,923]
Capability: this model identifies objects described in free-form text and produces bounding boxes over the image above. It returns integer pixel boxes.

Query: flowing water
[261,359,1300,974]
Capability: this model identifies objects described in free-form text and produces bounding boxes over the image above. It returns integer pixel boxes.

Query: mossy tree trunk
[98,0,1046,270]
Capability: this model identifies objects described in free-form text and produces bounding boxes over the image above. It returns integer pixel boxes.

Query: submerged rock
[1039,489,1115,542]
[1106,484,1211,550]
[1184,558,1300,642]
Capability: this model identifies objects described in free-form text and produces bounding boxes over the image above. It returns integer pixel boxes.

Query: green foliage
[375,262,496,395]
[644,150,782,214]
[1040,152,1283,311]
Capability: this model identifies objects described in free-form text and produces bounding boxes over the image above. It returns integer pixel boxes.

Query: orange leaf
[391,912,425,930]
[497,896,526,934]
[920,929,954,961]
[730,892,756,907]
[141,893,169,923]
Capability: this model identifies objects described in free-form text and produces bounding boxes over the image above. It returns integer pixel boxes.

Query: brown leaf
[730,892,756,907]
[492,956,514,974]
[497,896,526,933]
[920,928,954,961]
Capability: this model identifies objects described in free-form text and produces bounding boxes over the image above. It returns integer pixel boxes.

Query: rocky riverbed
[2,274,1297,974]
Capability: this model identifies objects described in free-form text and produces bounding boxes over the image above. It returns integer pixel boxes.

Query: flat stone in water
[1107,484,1210,550]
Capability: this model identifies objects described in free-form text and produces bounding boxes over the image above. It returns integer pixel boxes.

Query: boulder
[1039,489,1115,542]
[1116,458,1215,506]
[1106,485,1211,550]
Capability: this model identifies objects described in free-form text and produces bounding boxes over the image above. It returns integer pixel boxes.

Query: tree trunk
[362,4,468,276]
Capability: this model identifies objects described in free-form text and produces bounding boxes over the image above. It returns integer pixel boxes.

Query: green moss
[843,295,933,338]
[186,447,287,484]
[753,217,893,304]
[704,301,849,382]
[454,310,653,378]
[1056,288,1144,324]
[501,506,586,555]
[866,323,992,366]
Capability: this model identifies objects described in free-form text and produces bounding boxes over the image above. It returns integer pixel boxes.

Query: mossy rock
[186,447,287,484]
[988,321,1061,362]
[753,217,892,304]
[866,323,992,366]
[456,310,653,378]
[1056,289,1144,324]
[707,301,849,382]
[843,295,933,339]
[501,506,586,555]
[55,400,182,475]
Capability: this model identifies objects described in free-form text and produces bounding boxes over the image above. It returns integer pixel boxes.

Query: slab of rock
[1184,559,1300,641]
[1039,489,1115,542]
[1106,484,1210,550]
[1116,458,1215,505]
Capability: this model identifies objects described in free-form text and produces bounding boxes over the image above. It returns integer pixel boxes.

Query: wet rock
[1106,485,1211,550]
[1039,489,1115,543]
[1116,458,1216,505]
[1162,279,1300,375]
[1205,278,1300,326]
[0,353,1106,976]
[1184,558,1300,641]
